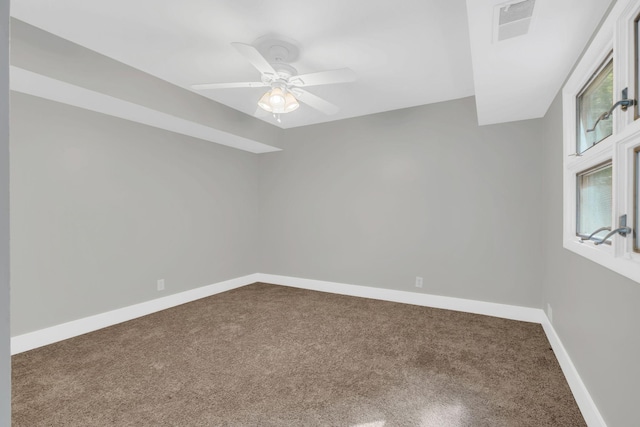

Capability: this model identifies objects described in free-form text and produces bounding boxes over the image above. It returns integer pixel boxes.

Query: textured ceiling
[11,0,612,128]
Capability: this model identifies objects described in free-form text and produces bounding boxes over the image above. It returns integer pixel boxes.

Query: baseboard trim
[257,273,607,427]
[540,318,607,427]
[11,272,606,426]
[10,273,259,355]
[256,273,545,323]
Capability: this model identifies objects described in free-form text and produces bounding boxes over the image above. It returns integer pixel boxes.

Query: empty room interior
[1,0,640,426]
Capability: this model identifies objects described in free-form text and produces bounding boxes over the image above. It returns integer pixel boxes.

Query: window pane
[577,59,613,154]
[636,151,640,251]
[636,15,640,120]
[577,163,612,238]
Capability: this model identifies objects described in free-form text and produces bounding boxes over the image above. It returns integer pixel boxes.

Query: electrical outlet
[157,279,165,291]
[415,276,423,288]
[547,303,553,323]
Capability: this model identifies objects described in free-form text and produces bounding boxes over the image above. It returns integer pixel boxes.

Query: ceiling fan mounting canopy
[254,36,300,64]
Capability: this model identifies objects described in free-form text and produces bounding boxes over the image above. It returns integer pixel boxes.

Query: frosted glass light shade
[284,92,299,112]
[257,88,299,114]
[269,87,286,107]
[258,91,273,112]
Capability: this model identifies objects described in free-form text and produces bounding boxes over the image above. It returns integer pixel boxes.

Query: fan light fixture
[191,40,357,122]
[258,86,299,114]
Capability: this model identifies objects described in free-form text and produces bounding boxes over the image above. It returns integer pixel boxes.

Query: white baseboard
[11,272,606,427]
[10,273,259,355]
[257,273,607,427]
[256,273,545,323]
[540,317,607,427]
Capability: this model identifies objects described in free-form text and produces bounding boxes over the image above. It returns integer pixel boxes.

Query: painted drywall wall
[541,93,640,427]
[258,97,544,308]
[10,93,260,335]
[10,19,284,149]
[0,0,9,424]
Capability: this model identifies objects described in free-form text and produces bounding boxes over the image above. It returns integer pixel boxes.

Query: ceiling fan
[191,38,356,122]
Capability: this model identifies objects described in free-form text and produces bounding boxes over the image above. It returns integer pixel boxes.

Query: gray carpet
[12,283,586,426]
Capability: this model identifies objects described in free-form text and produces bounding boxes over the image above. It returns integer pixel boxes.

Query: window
[577,163,612,241]
[576,58,613,154]
[562,0,640,284]
[635,13,640,120]
[635,148,640,251]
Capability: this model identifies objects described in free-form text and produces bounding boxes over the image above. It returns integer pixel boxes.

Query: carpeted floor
[12,283,586,426]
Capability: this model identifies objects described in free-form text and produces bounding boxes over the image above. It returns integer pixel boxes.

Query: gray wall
[541,94,640,427]
[10,93,259,335]
[258,97,544,308]
[0,0,9,424]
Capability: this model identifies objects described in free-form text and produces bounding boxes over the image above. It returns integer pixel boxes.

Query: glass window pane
[577,59,613,154]
[636,15,640,120]
[577,163,612,238]
[636,151,640,251]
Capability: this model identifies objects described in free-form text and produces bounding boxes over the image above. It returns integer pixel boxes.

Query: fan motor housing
[274,63,297,79]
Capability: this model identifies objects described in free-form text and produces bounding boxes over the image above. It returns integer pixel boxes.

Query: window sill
[563,237,640,283]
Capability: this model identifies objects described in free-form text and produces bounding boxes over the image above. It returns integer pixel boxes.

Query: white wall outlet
[157,279,165,291]
[547,303,552,323]
[415,276,423,288]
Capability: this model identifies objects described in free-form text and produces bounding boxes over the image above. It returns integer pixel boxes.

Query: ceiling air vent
[494,0,536,42]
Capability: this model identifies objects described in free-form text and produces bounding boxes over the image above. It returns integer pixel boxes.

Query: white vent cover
[494,0,536,42]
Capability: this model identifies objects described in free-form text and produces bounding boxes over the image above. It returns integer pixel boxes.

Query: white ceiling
[467,0,613,125]
[11,0,611,129]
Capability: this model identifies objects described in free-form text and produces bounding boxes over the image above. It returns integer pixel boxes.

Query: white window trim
[563,0,640,284]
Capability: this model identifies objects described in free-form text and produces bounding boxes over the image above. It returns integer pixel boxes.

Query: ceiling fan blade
[231,42,277,77]
[290,68,356,87]
[191,81,268,90]
[293,89,340,115]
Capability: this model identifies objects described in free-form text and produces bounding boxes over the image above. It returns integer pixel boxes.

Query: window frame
[562,0,640,284]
